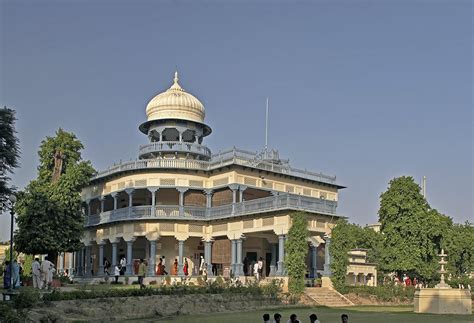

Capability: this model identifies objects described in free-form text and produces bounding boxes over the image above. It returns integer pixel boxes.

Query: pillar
[311,245,318,278]
[177,187,188,216]
[86,200,91,216]
[354,274,357,286]
[204,241,213,277]
[148,238,158,276]
[98,241,105,276]
[148,187,158,216]
[111,239,118,268]
[68,252,73,275]
[229,184,239,215]
[177,240,184,276]
[112,192,118,210]
[323,237,332,276]
[269,243,277,277]
[363,274,367,285]
[77,248,83,276]
[58,252,64,273]
[230,239,236,274]
[235,239,243,276]
[100,197,105,213]
[125,238,136,275]
[204,189,213,217]
[84,245,91,277]
[276,234,285,276]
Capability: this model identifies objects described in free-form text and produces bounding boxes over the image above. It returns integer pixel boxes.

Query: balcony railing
[84,193,338,226]
[138,142,212,159]
[93,147,338,186]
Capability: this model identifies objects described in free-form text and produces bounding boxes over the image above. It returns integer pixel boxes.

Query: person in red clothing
[183,258,189,276]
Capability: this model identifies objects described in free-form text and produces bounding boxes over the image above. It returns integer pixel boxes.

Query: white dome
[145,72,205,123]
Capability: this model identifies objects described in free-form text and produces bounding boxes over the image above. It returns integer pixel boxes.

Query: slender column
[177,187,188,216]
[84,245,91,277]
[269,243,277,276]
[126,189,135,217]
[177,240,185,276]
[205,241,213,277]
[77,248,83,276]
[230,239,236,274]
[98,241,105,276]
[235,239,243,276]
[238,185,247,202]
[270,191,279,208]
[363,274,367,285]
[276,234,285,276]
[323,237,332,276]
[204,189,213,217]
[111,192,118,210]
[125,238,136,275]
[354,274,357,285]
[311,245,318,278]
[57,252,64,273]
[111,239,118,268]
[148,238,158,276]
[100,197,105,213]
[68,252,73,275]
[229,184,239,215]
[147,187,158,216]
[86,199,91,216]
[178,131,183,142]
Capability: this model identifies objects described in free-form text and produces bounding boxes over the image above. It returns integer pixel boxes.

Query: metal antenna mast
[265,97,269,152]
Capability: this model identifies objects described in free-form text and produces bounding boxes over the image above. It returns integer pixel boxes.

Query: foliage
[0,107,20,213]
[3,247,18,263]
[344,285,415,302]
[42,280,282,302]
[12,288,40,310]
[378,176,452,283]
[444,222,474,277]
[329,220,384,292]
[446,275,474,290]
[21,254,34,280]
[0,302,23,323]
[14,129,95,258]
[285,212,308,297]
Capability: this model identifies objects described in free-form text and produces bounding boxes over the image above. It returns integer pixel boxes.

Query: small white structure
[414,249,472,315]
[345,249,377,287]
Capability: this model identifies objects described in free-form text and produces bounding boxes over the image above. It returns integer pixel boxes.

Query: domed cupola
[138,72,212,161]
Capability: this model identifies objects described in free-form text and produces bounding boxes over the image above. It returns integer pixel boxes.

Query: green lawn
[165,305,474,323]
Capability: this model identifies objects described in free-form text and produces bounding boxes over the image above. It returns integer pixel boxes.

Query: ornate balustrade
[85,193,338,226]
[139,142,212,159]
[93,147,338,185]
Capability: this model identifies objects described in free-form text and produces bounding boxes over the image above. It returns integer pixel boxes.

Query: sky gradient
[1,0,472,241]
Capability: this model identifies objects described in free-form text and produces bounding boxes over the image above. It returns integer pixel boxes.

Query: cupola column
[99,196,105,213]
[204,189,213,217]
[111,192,118,210]
[204,240,213,277]
[147,187,159,216]
[98,240,106,276]
[177,240,185,276]
[125,237,136,275]
[125,189,135,217]
[229,184,239,215]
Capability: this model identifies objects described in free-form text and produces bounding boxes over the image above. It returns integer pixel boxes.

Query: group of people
[31,257,55,289]
[262,313,349,323]
[2,259,22,289]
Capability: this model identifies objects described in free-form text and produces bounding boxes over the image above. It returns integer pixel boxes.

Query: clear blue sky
[1,0,472,240]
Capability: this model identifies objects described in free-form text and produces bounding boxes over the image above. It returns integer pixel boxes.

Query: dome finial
[174,70,179,84]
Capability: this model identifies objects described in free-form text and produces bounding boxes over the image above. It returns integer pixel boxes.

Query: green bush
[13,288,40,310]
[344,285,415,302]
[286,212,309,298]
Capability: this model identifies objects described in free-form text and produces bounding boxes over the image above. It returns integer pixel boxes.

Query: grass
[164,305,474,323]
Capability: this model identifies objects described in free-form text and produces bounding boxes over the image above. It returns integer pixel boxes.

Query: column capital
[98,196,106,201]
[96,239,107,246]
[146,234,160,242]
[228,184,239,191]
[111,191,119,198]
[124,237,137,243]
[147,186,159,193]
[238,185,248,192]
[203,189,214,195]
[125,188,135,195]
[177,187,189,193]
[109,238,121,244]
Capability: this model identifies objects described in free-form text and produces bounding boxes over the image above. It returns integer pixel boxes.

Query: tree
[285,212,309,298]
[14,129,95,262]
[378,176,452,283]
[0,107,20,212]
[444,222,474,277]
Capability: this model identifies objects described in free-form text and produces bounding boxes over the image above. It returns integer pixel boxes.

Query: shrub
[13,288,40,310]
[344,285,415,302]
[286,212,308,298]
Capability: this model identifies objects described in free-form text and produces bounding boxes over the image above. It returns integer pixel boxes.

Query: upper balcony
[93,148,340,187]
[138,141,212,160]
[84,192,338,227]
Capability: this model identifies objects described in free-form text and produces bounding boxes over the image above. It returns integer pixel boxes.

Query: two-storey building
[75,72,345,285]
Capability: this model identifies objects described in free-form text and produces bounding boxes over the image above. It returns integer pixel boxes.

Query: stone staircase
[304,287,354,307]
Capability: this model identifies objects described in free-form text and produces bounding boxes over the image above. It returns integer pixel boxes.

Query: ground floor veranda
[73,233,332,280]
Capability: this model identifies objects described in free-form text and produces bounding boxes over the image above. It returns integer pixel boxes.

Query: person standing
[172,259,178,276]
[137,259,147,289]
[183,258,189,276]
[40,256,54,290]
[258,257,264,279]
[3,260,11,289]
[253,261,259,281]
[32,258,42,289]
[12,259,20,289]
[119,256,127,275]
[103,258,111,276]
[113,264,120,284]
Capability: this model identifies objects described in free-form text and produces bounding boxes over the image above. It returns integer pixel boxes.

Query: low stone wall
[28,294,282,322]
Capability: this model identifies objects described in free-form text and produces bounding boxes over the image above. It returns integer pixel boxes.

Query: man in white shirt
[120,256,127,275]
[258,257,264,278]
[40,257,54,289]
[32,258,42,289]
[253,262,260,281]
